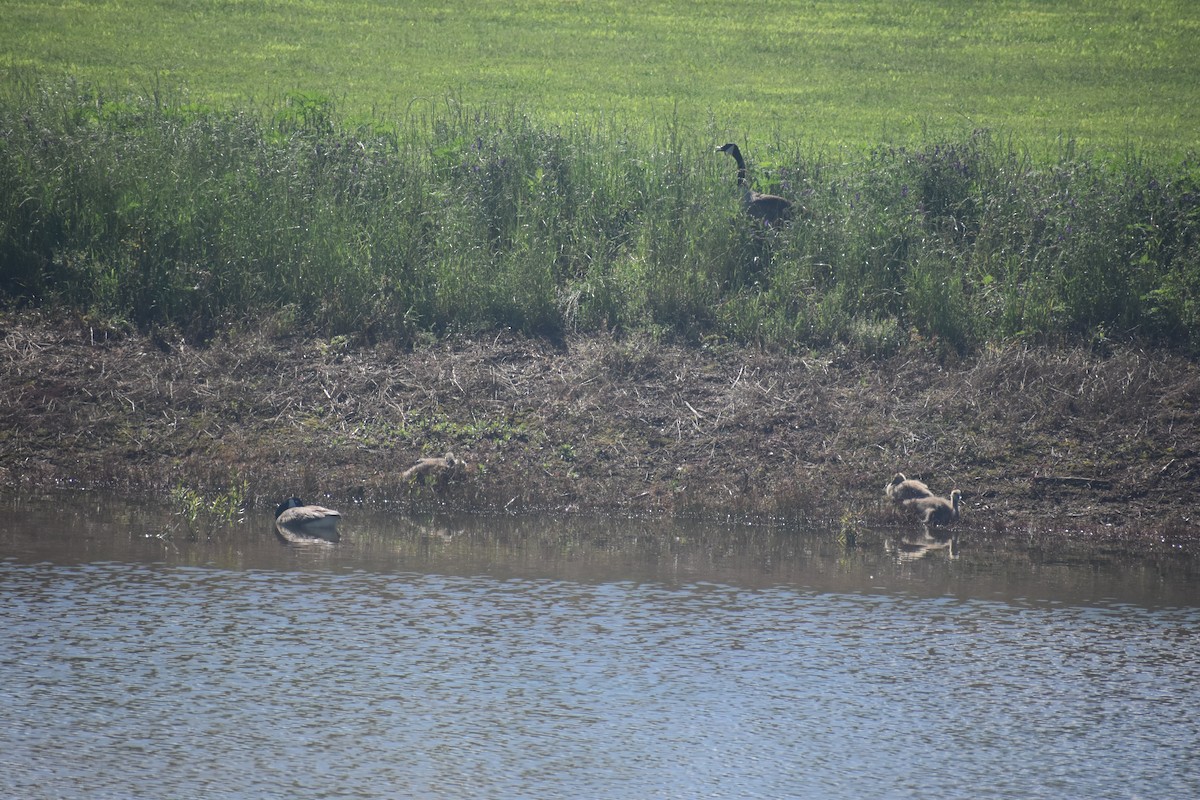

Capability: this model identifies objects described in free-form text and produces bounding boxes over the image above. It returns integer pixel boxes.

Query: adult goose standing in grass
[716,142,794,225]
[885,472,934,504]
[903,489,963,527]
[274,497,341,544]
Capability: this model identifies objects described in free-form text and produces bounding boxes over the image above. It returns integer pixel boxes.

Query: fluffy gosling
[402,452,462,481]
[885,472,934,504]
[902,489,963,527]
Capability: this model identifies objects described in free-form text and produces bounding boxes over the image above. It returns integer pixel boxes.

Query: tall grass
[2,81,1198,353]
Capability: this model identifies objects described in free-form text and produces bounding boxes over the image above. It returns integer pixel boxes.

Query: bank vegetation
[2,82,1198,355]
[2,83,1198,545]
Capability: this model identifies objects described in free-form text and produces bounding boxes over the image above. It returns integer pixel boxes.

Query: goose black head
[274,497,305,519]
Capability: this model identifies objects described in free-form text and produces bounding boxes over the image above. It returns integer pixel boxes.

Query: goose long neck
[728,147,748,186]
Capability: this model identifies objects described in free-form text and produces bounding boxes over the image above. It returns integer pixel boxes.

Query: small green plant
[169,478,248,538]
[170,484,206,530]
[836,510,858,549]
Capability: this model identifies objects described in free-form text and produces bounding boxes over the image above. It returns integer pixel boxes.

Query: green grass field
[2,0,1198,153]
[1,1,1199,354]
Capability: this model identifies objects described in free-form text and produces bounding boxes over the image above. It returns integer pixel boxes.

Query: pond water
[1,493,1198,800]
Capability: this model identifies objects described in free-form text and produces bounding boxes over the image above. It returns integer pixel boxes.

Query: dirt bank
[1,310,1197,550]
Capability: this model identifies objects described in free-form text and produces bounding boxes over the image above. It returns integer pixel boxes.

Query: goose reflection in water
[887,529,961,561]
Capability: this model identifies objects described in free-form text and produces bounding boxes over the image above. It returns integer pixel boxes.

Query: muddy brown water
[2,493,1198,799]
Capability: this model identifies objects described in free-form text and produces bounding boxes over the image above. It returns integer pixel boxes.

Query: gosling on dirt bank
[902,489,963,527]
[401,452,462,481]
[885,472,934,504]
[274,497,341,543]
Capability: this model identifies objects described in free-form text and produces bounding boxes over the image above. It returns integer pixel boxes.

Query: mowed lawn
[1,0,1197,153]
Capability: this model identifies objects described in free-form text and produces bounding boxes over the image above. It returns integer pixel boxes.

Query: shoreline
[2,310,1197,552]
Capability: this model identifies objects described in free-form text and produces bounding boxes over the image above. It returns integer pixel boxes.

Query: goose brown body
[903,489,963,527]
[716,143,794,225]
[885,472,934,504]
[402,452,462,481]
[274,497,341,543]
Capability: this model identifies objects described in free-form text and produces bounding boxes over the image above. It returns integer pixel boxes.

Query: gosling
[274,497,341,543]
[903,489,963,527]
[885,472,934,504]
[402,452,461,481]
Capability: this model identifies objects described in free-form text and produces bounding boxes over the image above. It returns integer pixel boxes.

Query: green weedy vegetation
[1,80,1198,353]
[169,477,248,539]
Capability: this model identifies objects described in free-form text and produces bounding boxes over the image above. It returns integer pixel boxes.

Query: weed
[169,478,248,539]
[1,83,1198,353]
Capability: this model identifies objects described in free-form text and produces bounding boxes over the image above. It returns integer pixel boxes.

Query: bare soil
[2,310,1198,551]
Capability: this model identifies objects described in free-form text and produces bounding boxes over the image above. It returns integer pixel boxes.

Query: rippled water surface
[2,495,1198,799]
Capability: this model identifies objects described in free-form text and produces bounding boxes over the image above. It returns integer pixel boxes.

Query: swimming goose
[274,497,341,543]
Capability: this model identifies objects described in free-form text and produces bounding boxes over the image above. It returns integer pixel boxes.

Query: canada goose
[716,142,793,225]
[274,497,341,543]
[885,472,934,504]
[402,452,462,481]
[903,489,962,527]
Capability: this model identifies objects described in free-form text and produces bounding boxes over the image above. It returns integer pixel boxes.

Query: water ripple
[2,555,1198,799]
